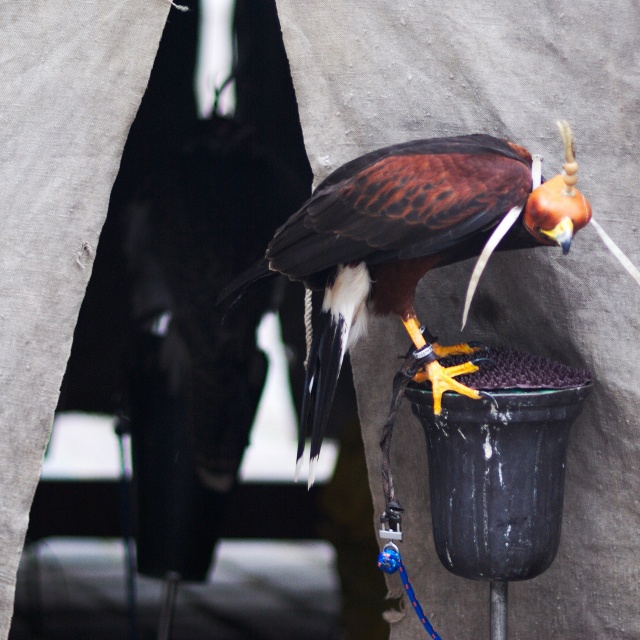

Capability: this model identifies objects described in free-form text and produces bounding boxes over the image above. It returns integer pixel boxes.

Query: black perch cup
[406,348,592,582]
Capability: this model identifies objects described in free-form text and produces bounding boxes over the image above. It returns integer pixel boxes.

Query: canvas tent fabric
[275,1,640,638]
[0,2,170,635]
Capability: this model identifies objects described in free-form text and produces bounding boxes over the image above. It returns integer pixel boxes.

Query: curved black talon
[479,390,499,410]
[471,356,496,367]
[467,340,490,351]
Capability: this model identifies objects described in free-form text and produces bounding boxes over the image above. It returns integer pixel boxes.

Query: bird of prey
[220,123,593,481]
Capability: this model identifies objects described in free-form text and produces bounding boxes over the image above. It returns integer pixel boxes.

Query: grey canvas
[275,1,640,638]
[0,2,169,635]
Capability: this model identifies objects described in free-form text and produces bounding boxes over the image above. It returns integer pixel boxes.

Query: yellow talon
[414,360,481,415]
[432,342,482,358]
[442,362,480,378]
[412,360,478,383]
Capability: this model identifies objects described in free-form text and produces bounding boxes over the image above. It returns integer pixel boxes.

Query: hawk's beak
[541,217,574,255]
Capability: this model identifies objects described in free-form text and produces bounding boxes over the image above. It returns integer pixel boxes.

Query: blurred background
[10,2,388,639]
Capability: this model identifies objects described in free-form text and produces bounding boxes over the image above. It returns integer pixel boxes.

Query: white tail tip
[307,457,318,489]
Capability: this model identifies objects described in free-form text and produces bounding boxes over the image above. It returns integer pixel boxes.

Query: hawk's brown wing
[267,135,532,278]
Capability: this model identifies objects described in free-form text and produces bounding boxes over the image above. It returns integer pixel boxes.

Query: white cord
[591,218,640,287]
[303,288,313,370]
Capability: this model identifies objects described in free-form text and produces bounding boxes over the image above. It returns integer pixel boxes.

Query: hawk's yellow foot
[432,342,484,358]
[413,359,481,414]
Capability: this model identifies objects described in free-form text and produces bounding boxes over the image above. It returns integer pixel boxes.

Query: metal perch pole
[157,571,181,640]
[490,580,508,640]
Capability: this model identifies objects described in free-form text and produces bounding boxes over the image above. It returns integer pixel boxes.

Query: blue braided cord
[378,546,443,640]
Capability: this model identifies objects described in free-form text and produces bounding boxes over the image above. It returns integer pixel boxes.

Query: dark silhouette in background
[41,1,387,637]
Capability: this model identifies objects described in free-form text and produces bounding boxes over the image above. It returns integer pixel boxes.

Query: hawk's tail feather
[296,309,347,488]
[216,257,272,307]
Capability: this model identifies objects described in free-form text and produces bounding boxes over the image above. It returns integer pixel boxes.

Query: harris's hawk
[220,123,593,483]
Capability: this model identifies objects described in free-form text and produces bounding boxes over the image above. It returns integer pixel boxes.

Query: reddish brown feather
[338,153,531,233]
[371,254,444,317]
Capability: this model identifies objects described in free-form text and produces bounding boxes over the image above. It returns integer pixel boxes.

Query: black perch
[407,347,592,639]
